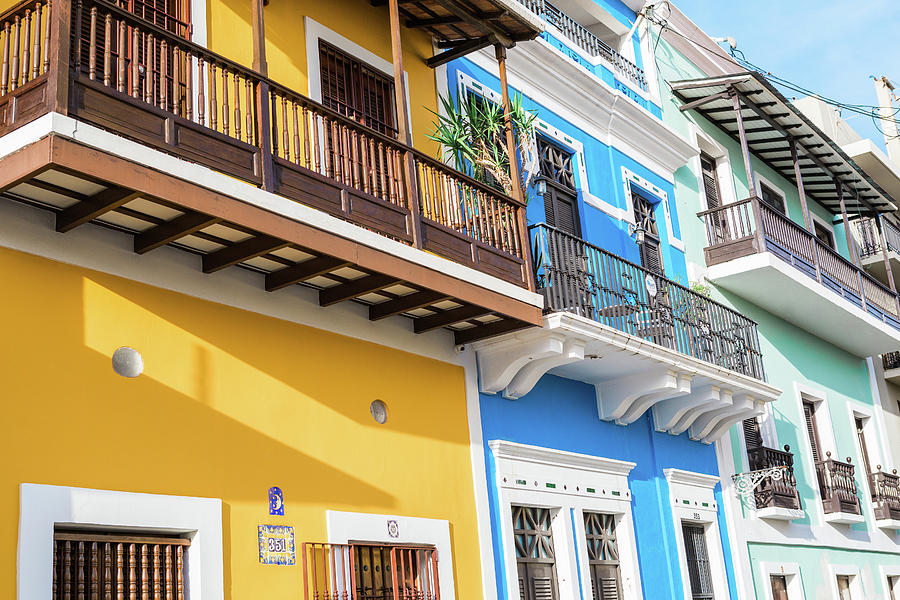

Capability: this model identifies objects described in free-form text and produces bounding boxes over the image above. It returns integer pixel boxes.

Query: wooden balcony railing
[0,0,531,289]
[531,223,767,379]
[698,196,900,329]
[301,542,440,600]
[852,215,900,259]
[883,350,900,371]
[516,0,647,90]
[815,452,862,515]
[870,466,900,522]
[747,445,802,511]
[53,531,189,600]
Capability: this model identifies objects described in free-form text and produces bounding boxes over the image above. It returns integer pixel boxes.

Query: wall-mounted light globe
[112,346,144,378]
[369,400,388,424]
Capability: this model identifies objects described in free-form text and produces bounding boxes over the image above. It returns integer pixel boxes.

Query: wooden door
[855,417,873,478]
[836,575,853,600]
[584,512,622,600]
[769,575,788,600]
[512,506,559,600]
[682,524,714,600]
[700,153,727,243]
[802,401,822,462]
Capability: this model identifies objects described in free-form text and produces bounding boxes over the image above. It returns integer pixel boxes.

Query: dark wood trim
[134,212,219,254]
[413,304,490,333]
[426,36,491,68]
[55,186,142,232]
[369,290,450,321]
[265,256,352,292]
[454,317,530,345]
[201,234,287,273]
[319,274,399,306]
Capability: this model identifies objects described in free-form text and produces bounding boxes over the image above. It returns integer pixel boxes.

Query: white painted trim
[715,434,755,600]
[811,211,836,247]
[866,357,897,487]
[18,484,223,600]
[622,166,685,252]
[754,172,787,213]
[758,562,804,600]
[326,511,455,600]
[6,114,542,309]
[692,127,739,211]
[828,564,865,600]
[190,0,207,46]
[880,566,900,599]
[303,18,413,135]
[489,441,642,600]
[793,382,832,525]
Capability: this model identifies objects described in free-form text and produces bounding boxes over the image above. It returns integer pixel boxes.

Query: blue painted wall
[444,58,689,285]
[479,375,737,599]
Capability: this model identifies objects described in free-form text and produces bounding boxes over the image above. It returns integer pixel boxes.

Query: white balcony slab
[707,252,900,357]
[875,518,900,530]
[753,507,805,521]
[823,511,866,525]
[471,311,781,444]
[885,367,900,385]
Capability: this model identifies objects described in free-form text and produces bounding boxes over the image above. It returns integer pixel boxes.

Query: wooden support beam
[836,181,860,267]
[407,15,461,27]
[791,139,811,231]
[877,215,898,294]
[369,290,450,321]
[678,90,731,112]
[265,256,352,292]
[438,0,513,46]
[251,0,267,75]
[319,274,399,306]
[413,304,490,333]
[134,212,219,254]
[730,91,757,198]
[454,318,528,345]
[426,36,491,68]
[202,235,286,273]
[56,187,142,232]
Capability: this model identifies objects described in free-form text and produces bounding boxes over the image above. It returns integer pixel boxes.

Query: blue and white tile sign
[258,525,295,565]
[268,486,284,516]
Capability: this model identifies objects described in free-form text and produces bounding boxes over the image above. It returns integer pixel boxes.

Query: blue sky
[667,0,900,152]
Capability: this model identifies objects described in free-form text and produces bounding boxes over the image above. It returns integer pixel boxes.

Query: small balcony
[699,196,900,357]
[853,215,900,288]
[0,0,545,343]
[870,467,900,528]
[816,453,863,524]
[472,224,780,443]
[747,445,803,520]
[515,0,647,91]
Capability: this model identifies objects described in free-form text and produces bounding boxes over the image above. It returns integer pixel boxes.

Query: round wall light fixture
[369,400,388,424]
[112,346,144,378]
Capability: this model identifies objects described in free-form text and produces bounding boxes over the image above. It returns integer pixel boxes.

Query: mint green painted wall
[748,543,900,599]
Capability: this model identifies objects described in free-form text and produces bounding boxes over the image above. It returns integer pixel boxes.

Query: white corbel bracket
[476,332,587,399]
[596,368,692,424]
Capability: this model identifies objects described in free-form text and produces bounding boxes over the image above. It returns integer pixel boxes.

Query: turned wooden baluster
[280,94,288,159]
[116,543,125,600]
[208,62,216,130]
[11,15,21,91]
[53,540,58,597]
[175,547,184,600]
[116,19,124,92]
[130,32,138,97]
[102,13,110,86]
[197,56,204,125]
[64,541,72,600]
[323,116,333,176]
[172,47,180,116]
[233,72,240,140]
[164,546,172,600]
[21,9,29,86]
[104,543,112,600]
[77,541,85,600]
[143,34,152,104]
[291,101,300,164]
[185,52,193,120]
[378,143,388,203]
[141,545,149,600]
[159,41,167,110]
[31,1,41,79]
[244,78,252,144]
[90,542,100,600]
[128,543,136,600]
[42,0,50,73]
[221,68,229,135]
[350,129,360,190]
[152,545,160,600]
[2,22,10,95]
[87,7,96,80]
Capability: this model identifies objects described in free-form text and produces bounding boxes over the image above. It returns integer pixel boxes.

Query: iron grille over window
[513,505,559,600]
[584,512,622,600]
[632,192,663,275]
[682,524,714,600]
[319,41,398,137]
[52,530,190,600]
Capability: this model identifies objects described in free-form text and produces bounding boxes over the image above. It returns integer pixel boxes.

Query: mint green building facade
[646,3,900,598]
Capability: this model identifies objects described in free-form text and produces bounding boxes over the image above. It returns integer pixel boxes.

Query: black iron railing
[747,445,802,511]
[852,216,900,259]
[517,0,646,89]
[884,351,900,371]
[531,223,766,380]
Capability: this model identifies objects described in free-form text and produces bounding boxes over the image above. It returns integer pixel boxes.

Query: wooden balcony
[869,467,900,524]
[815,453,862,520]
[0,0,544,343]
[698,196,900,356]
[747,445,802,513]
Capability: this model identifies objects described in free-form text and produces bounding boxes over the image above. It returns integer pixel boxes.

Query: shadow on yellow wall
[0,247,480,600]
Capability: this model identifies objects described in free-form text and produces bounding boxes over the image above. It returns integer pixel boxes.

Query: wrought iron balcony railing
[884,351,900,371]
[531,223,766,379]
[516,0,647,90]
[851,215,900,259]
[747,445,802,511]
[815,452,861,515]
[870,466,900,522]
[0,0,531,289]
[301,542,440,600]
[698,196,900,328]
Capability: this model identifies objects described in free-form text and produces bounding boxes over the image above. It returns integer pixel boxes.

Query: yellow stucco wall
[207,0,440,153]
[0,246,482,599]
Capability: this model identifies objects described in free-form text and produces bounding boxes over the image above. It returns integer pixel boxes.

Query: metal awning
[672,71,896,215]
[375,0,544,67]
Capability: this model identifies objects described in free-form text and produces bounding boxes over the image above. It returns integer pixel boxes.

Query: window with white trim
[759,182,786,215]
[681,523,714,600]
[513,505,559,600]
[583,511,623,599]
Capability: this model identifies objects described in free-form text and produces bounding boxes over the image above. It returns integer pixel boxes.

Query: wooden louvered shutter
[743,418,763,453]
[639,237,663,275]
[803,401,822,462]
[544,185,579,236]
[512,506,559,600]
[700,154,720,209]
[682,524,714,600]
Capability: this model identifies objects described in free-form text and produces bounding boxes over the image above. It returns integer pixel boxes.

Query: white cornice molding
[467,40,698,181]
[664,468,720,489]
[489,440,636,476]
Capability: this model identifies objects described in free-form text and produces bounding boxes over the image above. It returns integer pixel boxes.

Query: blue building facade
[455,1,782,599]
